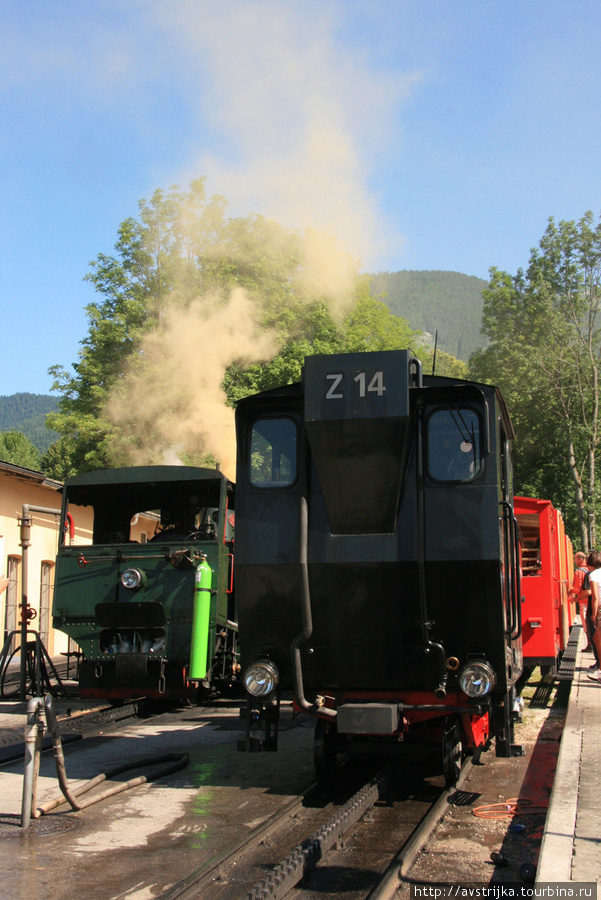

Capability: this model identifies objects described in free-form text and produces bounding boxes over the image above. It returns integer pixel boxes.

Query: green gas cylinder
[189,554,213,680]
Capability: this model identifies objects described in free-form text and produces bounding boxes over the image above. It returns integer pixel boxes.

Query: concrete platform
[537,627,601,883]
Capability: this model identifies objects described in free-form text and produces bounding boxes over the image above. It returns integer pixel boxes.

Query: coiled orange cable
[472,798,547,820]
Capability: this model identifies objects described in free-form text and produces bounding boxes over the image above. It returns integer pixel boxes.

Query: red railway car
[514,496,575,675]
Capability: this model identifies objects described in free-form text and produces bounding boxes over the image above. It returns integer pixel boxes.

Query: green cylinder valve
[189,554,212,680]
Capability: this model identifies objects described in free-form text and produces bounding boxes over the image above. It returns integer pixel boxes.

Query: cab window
[428,407,482,482]
[250,418,297,487]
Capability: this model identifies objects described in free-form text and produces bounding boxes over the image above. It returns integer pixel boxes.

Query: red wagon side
[515,496,575,675]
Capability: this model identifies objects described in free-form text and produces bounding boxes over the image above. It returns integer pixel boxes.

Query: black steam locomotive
[52,466,239,701]
[235,350,523,781]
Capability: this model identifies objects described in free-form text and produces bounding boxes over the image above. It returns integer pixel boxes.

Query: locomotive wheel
[442,716,463,786]
[314,718,338,778]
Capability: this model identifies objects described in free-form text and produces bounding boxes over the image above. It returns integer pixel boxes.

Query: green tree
[50,179,452,474]
[49,180,353,470]
[423,348,469,379]
[0,431,41,470]
[470,212,601,548]
[48,179,229,471]
[40,436,80,482]
[222,281,428,403]
[341,289,420,353]
[223,300,344,403]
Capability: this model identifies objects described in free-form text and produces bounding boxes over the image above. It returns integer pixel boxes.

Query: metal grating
[0,813,82,838]
[557,624,582,681]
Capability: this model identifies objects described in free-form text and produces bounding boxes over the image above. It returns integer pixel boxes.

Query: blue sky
[1,0,600,396]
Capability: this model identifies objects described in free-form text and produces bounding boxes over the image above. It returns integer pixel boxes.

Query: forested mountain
[0,393,59,453]
[369,270,487,361]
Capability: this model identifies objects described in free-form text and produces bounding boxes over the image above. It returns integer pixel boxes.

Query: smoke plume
[105,290,278,478]
[104,1,417,474]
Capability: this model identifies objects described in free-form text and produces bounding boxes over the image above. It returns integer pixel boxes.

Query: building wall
[0,465,159,665]
[0,469,91,659]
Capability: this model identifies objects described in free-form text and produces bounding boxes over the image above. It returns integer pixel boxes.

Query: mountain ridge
[369,269,487,361]
[0,392,59,453]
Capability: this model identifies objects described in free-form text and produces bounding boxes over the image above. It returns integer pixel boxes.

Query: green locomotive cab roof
[61,466,234,546]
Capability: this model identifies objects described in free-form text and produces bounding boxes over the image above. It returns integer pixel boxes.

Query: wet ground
[0,671,567,899]
[0,702,317,900]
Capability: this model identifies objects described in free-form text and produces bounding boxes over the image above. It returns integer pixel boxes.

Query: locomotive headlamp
[244,660,279,697]
[121,567,146,591]
[458,660,496,698]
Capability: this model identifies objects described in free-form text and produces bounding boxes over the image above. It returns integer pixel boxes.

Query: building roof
[0,458,63,491]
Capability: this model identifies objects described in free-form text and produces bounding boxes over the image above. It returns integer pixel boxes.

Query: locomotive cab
[53,466,239,701]
[235,350,523,781]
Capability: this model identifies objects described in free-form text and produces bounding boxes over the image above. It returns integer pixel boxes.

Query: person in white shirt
[586,550,601,682]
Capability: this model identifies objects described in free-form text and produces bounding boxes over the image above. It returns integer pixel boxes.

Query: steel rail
[161,754,476,900]
[241,766,393,900]
[240,755,475,900]
[0,700,144,766]
[222,755,475,900]
[367,755,477,900]
[161,787,318,900]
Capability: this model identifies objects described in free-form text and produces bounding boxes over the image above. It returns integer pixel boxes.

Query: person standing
[570,551,592,650]
[585,550,601,681]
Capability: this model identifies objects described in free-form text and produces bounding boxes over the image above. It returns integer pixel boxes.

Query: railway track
[0,694,154,761]
[0,661,74,701]
[164,754,476,900]
[0,690,556,897]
